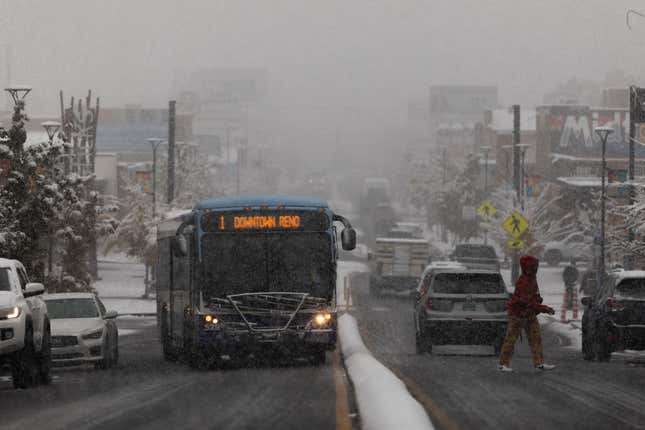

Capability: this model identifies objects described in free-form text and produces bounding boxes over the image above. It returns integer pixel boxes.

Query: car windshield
[201,233,332,299]
[45,299,100,319]
[0,268,11,291]
[432,273,506,294]
[454,245,497,259]
[615,279,645,299]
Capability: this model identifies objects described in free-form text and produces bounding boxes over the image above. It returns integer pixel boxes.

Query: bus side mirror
[173,234,188,257]
[581,296,592,307]
[341,228,356,251]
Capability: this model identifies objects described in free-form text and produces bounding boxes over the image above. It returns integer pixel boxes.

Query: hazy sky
[2,0,645,129]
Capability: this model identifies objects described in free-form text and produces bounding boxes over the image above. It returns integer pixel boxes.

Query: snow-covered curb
[338,313,434,430]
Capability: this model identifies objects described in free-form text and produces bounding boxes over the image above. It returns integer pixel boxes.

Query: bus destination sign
[201,210,328,232]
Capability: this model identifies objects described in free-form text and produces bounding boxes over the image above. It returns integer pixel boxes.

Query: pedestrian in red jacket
[498,255,556,372]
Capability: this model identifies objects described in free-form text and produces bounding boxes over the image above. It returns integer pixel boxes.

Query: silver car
[44,293,119,369]
[414,268,509,354]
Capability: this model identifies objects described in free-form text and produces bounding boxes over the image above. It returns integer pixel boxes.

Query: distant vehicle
[156,195,356,367]
[391,222,424,238]
[360,178,396,243]
[581,270,645,362]
[414,267,509,354]
[369,237,430,296]
[0,258,51,389]
[543,232,591,266]
[44,293,119,369]
[450,244,500,271]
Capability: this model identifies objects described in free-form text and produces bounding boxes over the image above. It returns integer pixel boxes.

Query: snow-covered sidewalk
[336,261,434,430]
[94,254,156,315]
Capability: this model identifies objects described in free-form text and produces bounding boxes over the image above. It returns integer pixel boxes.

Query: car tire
[545,250,562,267]
[493,336,504,356]
[12,325,38,389]
[112,337,119,366]
[593,324,612,362]
[416,326,432,354]
[582,317,594,361]
[36,322,52,385]
[98,339,112,369]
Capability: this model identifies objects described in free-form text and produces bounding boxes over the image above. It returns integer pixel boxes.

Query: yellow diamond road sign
[477,200,497,220]
[502,210,529,239]
[507,239,526,250]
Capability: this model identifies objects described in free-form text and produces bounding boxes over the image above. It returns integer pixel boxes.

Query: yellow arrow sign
[502,210,529,239]
[506,239,526,250]
[477,200,497,220]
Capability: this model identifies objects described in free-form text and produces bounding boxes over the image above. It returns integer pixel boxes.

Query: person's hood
[0,291,17,309]
[520,255,539,276]
[51,318,104,336]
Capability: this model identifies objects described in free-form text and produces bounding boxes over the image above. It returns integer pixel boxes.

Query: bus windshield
[201,232,333,299]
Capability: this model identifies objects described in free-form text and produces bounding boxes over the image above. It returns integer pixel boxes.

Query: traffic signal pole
[511,105,521,285]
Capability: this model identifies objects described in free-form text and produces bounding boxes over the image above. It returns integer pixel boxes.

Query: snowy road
[350,268,645,430]
[0,315,356,430]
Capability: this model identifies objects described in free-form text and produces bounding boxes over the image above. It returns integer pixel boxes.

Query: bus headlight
[204,315,219,325]
[313,312,332,327]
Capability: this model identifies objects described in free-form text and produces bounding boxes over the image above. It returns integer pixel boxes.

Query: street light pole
[480,145,491,245]
[594,126,614,289]
[146,138,164,219]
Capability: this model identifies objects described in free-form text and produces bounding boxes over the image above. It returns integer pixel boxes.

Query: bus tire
[161,311,176,361]
[311,349,326,365]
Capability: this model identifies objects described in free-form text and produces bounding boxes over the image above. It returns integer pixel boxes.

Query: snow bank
[339,313,434,430]
[539,315,581,349]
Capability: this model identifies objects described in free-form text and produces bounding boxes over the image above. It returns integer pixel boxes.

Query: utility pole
[628,86,637,270]
[511,105,520,285]
[167,100,176,204]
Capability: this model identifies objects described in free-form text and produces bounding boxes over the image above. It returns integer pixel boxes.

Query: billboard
[536,105,644,157]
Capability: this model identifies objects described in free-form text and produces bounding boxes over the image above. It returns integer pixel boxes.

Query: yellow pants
[499,314,544,366]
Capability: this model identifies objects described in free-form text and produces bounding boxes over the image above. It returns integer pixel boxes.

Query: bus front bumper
[197,327,337,354]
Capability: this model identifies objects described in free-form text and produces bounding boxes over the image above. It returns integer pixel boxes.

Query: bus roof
[194,195,329,210]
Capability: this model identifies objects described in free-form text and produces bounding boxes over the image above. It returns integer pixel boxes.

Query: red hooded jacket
[508,255,553,317]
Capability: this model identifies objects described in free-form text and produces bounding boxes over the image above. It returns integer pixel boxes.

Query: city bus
[156,195,356,367]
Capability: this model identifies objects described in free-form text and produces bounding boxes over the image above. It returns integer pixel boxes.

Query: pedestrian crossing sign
[477,200,497,220]
[506,239,526,250]
[502,210,529,239]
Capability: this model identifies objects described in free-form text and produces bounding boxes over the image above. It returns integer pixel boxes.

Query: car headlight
[81,329,104,340]
[0,306,20,319]
[312,312,332,327]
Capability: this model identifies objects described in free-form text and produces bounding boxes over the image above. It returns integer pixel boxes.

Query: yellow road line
[394,370,461,430]
[333,350,352,430]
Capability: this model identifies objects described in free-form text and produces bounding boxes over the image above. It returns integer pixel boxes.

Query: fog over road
[350,270,645,430]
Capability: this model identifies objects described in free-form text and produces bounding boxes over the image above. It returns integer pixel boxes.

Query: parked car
[0,258,51,389]
[449,244,500,271]
[413,267,509,354]
[44,293,119,369]
[581,270,645,361]
[543,232,591,266]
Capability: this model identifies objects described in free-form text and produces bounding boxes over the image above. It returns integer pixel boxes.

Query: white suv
[0,258,51,388]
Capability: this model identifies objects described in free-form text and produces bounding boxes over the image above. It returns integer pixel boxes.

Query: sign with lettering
[201,210,328,232]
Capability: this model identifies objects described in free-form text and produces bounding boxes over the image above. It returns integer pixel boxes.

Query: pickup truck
[369,238,429,296]
[0,258,51,388]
